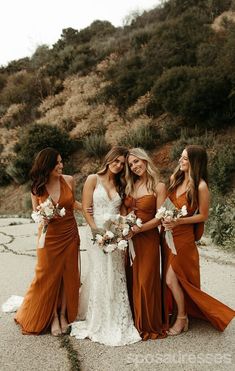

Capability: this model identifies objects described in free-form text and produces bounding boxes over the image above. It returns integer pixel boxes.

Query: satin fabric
[164,190,235,331]
[124,195,166,340]
[15,176,80,334]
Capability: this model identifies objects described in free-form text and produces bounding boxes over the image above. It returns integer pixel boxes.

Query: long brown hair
[97,146,128,198]
[169,145,208,206]
[125,148,160,196]
[30,147,60,196]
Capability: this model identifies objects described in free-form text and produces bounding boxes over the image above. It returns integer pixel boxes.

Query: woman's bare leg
[166,265,188,333]
[51,308,61,336]
[60,282,69,333]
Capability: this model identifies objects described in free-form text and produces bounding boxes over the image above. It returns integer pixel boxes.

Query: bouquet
[155,197,187,255]
[31,196,66,248]
[93,211,142,256]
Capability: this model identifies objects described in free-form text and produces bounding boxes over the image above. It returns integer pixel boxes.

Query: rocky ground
[0,217,234,371]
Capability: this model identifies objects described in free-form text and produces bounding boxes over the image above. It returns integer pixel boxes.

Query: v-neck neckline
[97,176,119,202]
[175,189,187,199]
[45,176,62,205]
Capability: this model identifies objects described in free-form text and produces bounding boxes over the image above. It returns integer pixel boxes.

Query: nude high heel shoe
[167,315,189,336]
[60,313,69,334]
[51,315,62,336]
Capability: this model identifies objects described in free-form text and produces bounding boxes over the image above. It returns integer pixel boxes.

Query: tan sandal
[51,315,62,336]
[167,315,189,336]
[60,313,69,334]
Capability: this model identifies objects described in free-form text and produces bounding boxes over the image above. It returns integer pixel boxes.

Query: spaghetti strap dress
[15,175,80,334]
[124,195,167,340]
[164,190,235,331]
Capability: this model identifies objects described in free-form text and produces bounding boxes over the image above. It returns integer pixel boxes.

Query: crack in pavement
[1,244,36,257]
[0,231,14,244]
[0,232,36,258]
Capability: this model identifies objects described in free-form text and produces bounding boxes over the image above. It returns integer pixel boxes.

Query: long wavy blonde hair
[168,145,208,206]
[125,148,160,196]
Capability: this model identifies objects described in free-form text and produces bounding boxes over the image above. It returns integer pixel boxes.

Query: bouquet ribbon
[37,223,47,249]
[128,239,136,266]
[165,230,177,255]
[161,197,178,255]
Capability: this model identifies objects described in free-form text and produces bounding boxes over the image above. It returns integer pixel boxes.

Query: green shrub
[82,133,111,158]
[118,124,159,150]
[207,192,235,250]
[9,123,76,183]
[159,120,181,143]
[149,66,230,124]
[170,129,216,161]
[209,145,235,194]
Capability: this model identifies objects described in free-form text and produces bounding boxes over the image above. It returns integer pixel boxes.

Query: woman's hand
[42,217,50,226]
[162,218,178,231]
[126,225,142,239]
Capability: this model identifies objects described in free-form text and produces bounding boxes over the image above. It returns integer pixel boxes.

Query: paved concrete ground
[0,218,234,371]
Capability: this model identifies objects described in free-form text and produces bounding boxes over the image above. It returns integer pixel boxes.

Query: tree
[8,124,76,183]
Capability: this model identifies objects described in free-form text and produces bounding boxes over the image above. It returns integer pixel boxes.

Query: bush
[170,129,216,161]
[82,133,111,158]
[9,123,76,183]
[118,124,159,150]
[0,163,11,186]
[207,191,235,250]
[209,145,235,194]
[149,66,231,124]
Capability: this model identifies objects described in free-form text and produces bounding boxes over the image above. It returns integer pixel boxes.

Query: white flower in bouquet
[155,206,166,219]
[122,225,130,237]
[103,244,116,253]
[125,211,142,229]
[59,207,66,217]
[125,211,137,224]
[117,239,128,250]
[181,205,187,216]
[105,230,114,239]
[95,234,104,244]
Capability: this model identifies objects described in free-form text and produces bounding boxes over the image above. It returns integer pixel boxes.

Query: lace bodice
[93,176,121,228]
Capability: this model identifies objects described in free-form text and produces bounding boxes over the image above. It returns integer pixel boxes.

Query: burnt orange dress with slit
[124,195,166,340]
[15,176,80,334]
[164,190,235,331]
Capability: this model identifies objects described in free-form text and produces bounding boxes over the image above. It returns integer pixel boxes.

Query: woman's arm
[131,182,167,235]
[120,203,127,216]
[164,180,210,229]
[82,174,97,230]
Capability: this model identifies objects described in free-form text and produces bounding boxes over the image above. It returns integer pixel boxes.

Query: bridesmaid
[163,144,235,335]
[15,147,81,336]
[124,147,167,340]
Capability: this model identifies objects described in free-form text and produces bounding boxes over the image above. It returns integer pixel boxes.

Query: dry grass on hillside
[211,11,235,31]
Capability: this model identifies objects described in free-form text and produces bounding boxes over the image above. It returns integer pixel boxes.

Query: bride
[70,146,141,346]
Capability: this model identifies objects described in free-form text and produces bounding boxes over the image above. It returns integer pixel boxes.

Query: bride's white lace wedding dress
[70,176,141,346]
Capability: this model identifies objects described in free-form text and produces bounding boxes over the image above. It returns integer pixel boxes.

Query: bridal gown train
[70,175,141,346]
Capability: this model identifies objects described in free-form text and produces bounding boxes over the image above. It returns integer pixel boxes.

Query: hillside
[0,0,235,248]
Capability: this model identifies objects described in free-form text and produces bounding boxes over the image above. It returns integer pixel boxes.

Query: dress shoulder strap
[96,174,101,184]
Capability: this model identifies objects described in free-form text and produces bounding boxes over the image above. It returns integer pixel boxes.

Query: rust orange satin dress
[15,176,80,334]
[165,190,235,331]
[124,195,166,340]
